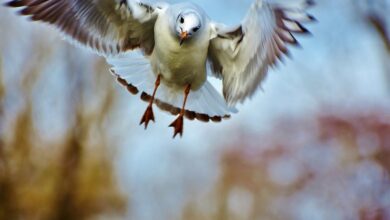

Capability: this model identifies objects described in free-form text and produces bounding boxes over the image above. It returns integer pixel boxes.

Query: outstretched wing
[6,0,161,55]
[208,0,315,106]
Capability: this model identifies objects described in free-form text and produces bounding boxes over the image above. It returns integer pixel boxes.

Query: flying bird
[6,0,315,138]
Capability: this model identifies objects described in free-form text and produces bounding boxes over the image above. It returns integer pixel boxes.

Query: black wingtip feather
[297,23,311,34]
[19,7,33,15]
[289,35,301,47]
[306,0,315,7]
[308,14,317,22]
[284,49,292,59]
[295,42,302,48]
[4,0,22,7]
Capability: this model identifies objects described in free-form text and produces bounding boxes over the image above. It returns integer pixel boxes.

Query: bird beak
[179,31,189,46]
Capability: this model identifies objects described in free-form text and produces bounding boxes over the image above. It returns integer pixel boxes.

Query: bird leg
[169,84,191,138]
[140,74,161,129]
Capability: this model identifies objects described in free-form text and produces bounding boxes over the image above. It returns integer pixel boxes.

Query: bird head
[175,11,202,46]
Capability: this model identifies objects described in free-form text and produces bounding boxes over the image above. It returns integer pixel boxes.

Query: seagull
[6,0,315,138]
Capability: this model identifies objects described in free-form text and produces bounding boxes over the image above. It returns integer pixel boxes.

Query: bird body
[151,4,210,91]
[5,0,315,137]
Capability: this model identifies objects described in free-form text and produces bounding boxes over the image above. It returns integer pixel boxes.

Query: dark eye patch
[193,26,200,32]
[180,17,184,23]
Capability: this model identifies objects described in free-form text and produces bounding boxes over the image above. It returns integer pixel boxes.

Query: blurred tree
[0,31,127,220]
[183,107,390,220]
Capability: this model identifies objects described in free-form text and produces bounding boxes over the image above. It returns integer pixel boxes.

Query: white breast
[150,11,211,91]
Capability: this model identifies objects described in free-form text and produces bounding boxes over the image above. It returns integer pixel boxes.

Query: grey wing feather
[6,0,160,55]
[208,0,315,106]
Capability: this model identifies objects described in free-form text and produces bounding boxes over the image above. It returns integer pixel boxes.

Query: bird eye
[193,27,200,32]
[180,17,184,24]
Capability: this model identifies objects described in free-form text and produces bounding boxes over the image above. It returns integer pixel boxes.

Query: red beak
[179,31,189,46]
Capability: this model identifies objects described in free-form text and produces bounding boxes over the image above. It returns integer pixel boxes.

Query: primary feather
[208,0,315,106]
[6,0,158,55]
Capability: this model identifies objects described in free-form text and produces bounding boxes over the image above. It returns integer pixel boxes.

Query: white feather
[106,51,235,117]
[208,0,314,106]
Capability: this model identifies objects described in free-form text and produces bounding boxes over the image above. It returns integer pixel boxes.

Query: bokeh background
[0,0,389,219]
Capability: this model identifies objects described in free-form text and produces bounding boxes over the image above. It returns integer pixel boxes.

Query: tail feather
[106,51,236,122]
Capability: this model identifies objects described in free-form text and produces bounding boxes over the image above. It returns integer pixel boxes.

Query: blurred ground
[0,0,389,219]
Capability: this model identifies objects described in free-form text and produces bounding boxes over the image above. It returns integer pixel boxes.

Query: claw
[140,105,155,129]
[169,84,190,138]
[169,115,184,138]
[139,75,161,130]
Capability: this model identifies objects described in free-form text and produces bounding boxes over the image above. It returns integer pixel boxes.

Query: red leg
[169,84,191,138]
[140,75,161,129]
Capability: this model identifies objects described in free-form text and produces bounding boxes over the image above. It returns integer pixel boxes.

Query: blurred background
[0,0,389,219]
